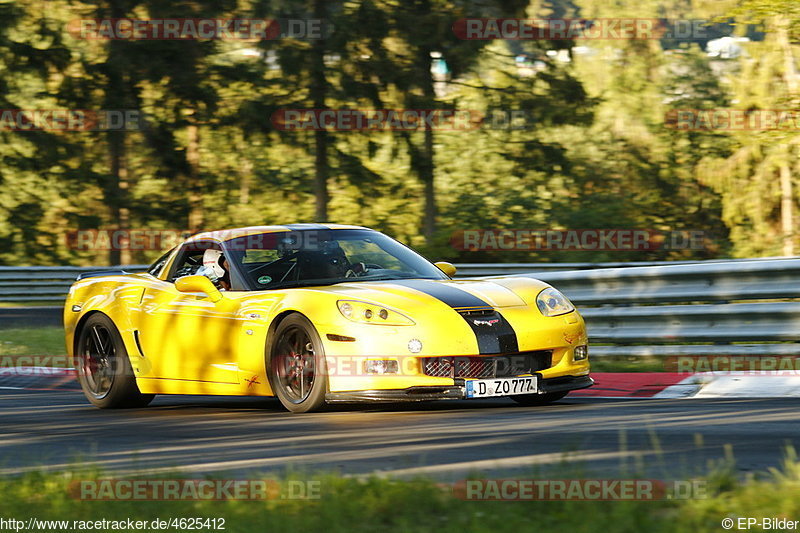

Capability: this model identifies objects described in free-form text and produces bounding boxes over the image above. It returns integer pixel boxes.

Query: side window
[147,247,176,278]
[167,242,220,282]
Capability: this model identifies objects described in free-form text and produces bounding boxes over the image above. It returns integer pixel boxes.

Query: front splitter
[325,374,594,403]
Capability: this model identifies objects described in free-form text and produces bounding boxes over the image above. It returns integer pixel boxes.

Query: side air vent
[133,330,146,358]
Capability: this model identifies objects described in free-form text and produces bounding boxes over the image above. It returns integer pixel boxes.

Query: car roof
[186,223,370,243]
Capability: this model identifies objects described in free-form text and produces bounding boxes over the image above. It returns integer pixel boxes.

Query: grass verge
[0,327,67,361]
[589,356,665,372]
[1,454,799,532]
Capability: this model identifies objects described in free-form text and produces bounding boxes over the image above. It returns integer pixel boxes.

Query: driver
[201,249,232,290]
[296,241,367,280]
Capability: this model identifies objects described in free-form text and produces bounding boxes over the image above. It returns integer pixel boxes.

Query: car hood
[314,278,530,310]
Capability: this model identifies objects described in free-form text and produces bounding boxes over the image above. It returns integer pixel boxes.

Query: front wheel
[267,314,328,413]
[510,391,569,406]
[75,314,155,409]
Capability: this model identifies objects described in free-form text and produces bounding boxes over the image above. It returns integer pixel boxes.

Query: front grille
[458,308,495,317]
[421,351,552,379]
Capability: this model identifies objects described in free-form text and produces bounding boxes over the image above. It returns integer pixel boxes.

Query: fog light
[364,360,399,375]
[574,345,588,361]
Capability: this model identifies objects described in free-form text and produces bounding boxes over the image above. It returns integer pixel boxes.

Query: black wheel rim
[79,325,116,399]
[273,326,316,403]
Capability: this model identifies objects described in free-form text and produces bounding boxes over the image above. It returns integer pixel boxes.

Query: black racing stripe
[391,280,519,355]
[463,312,519,355]
[390,279,492,310]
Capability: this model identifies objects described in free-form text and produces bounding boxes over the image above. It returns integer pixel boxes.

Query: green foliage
[1,456,800,532]
[0,0,796,265]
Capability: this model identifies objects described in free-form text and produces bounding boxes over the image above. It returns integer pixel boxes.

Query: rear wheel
[75,314,154,409]
[510,391,569,406]
[268,314,328,413]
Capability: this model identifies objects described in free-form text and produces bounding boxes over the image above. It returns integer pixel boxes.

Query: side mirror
[175,275,224,303]
[434,261,457,277]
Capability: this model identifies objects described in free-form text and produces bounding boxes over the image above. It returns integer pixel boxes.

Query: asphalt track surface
[1,389,799,481]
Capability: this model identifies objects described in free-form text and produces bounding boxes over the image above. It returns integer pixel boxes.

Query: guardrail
[0,265,148,302]
[515,258,800,358]
[2,258,799,358]
[0,261,691,302]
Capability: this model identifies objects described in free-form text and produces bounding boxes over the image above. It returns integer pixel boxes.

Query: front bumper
[325,374,593,403]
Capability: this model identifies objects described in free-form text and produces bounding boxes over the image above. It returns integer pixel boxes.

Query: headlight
[574,345,588,361]
[337,300,415,326]
[363,359,399,374]
[536,287,575,317]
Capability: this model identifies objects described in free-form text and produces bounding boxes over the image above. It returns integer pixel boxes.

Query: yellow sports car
[64,224,592,412]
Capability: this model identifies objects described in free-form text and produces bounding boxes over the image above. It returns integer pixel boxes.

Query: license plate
[465,376,538,398]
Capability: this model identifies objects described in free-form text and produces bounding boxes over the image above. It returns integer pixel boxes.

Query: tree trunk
[420,47,437,244]
[310,0,329,222]
[777,17,799,97]
[106,0,129,265]
[781,146,794,256]
[239,134,252,207]
[108,133,130,265]
[777,18,797,256]
[186,116,203,232]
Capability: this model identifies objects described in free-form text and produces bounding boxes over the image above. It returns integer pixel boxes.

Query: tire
[267,313,328,413]
[510,391,569,406]
[75,314,155,409]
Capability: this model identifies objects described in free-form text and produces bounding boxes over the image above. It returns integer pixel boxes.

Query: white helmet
[202,249,226,279]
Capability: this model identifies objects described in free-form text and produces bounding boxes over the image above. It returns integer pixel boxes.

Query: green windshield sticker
[257,276,272,284]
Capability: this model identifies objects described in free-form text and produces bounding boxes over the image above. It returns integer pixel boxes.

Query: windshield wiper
[357,275,436,282]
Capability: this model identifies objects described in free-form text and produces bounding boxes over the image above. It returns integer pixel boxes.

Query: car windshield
[224,229,448,290]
